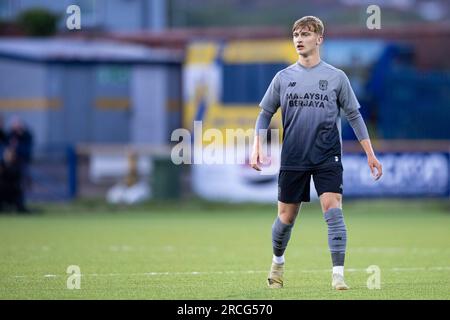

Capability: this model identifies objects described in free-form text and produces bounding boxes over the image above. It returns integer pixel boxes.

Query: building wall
[166,65,182,141]
[92,64,131,143]
[131,65,168,145]
[0,57,181,150]
[60,64,94,144]
[46,64,66,147]
[0,57,50,149]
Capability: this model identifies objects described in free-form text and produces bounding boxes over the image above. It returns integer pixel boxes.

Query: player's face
[293,27,322,56]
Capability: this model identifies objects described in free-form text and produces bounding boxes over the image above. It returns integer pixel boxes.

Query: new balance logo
[288,82,296,87]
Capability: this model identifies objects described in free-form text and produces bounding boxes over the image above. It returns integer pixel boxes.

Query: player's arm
[251,109,274,171]
[338,71,382,180]
[251,73,281,171]
[345,108,382,180]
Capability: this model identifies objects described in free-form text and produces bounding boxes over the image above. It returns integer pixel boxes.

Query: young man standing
[251,16,382,290]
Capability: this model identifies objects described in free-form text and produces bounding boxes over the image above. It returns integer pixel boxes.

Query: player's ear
[316,35,323,46]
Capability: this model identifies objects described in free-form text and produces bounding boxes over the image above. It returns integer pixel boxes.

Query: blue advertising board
[342,152,450,197]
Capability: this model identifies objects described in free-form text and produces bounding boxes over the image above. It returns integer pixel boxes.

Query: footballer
[251,16,383,290]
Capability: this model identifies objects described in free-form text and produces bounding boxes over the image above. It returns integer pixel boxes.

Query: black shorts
[278,165,343,203]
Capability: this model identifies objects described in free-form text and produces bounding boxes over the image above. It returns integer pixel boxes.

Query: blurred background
[0,0,449,209]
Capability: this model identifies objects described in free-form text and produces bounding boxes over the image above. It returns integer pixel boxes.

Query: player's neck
[297,53,321,68]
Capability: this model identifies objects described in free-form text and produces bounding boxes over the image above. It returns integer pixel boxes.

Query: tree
[17,8,59,37]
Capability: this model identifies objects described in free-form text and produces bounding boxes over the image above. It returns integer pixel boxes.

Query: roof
[0,38,183,64]
[106,26,287,49]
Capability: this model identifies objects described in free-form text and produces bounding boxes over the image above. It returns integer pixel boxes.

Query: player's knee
[278,207,297,224]
[323,203,339,212]
[321,194,341,213]
[322,200,341,213]
[279,215,295,225]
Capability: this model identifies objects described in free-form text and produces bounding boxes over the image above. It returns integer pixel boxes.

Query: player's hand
[368,155,382,180]
[250,147,262,171]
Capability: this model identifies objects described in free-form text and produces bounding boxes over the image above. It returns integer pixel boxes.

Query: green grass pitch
[0,199,449,299]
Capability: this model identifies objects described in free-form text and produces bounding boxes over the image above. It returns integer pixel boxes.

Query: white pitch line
[429,267,450,271]
[9,266,450,279]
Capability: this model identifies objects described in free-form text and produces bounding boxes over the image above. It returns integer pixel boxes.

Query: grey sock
[324,208,347,267]
[272,217,294,257]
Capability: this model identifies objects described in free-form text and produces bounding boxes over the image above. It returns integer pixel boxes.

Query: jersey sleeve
[337,70,361,113]
[259,72,281,114]
[338,70,369,141]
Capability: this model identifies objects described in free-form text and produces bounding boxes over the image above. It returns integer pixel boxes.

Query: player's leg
[273,201,301,262]
[267,201,300,288]
[313,166,349,290]
[320,192,349,288]
[268,170,310,288]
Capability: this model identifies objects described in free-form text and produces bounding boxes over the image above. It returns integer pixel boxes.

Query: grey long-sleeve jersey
[255,60,369,171]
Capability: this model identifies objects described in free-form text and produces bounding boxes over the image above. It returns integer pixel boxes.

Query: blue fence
[27,145,77,201]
